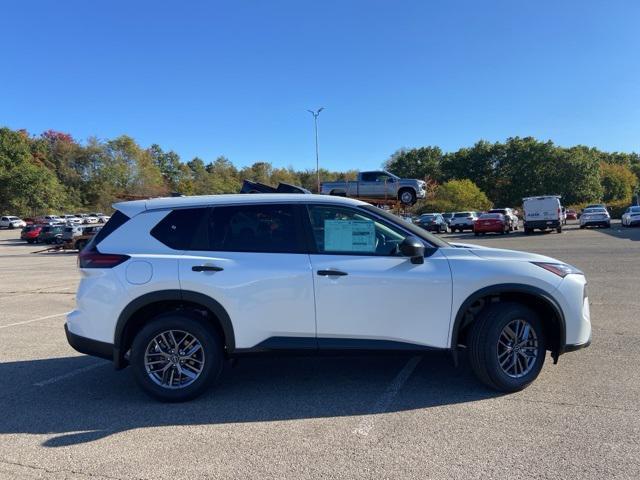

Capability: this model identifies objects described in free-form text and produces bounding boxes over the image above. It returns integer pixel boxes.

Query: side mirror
[399,236,425,264]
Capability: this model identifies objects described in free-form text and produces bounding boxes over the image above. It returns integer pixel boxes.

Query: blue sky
[2,0,639,171]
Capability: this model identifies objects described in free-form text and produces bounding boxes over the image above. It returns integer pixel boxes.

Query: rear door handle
[317,269,348,277]
[192,265,224,272]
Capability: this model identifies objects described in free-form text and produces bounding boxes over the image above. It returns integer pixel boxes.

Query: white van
[523,196,562,234]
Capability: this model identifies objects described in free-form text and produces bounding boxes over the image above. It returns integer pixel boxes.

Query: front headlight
[532,262,583,277]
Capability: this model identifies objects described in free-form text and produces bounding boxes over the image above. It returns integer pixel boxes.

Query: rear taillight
[78,246,129,269]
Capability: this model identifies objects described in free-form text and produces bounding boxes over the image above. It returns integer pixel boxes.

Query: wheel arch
[113,290,235,369]
[451,283,566,361]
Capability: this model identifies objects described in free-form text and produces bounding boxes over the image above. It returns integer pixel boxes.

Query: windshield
[454,212,472,217]
[419,215,435,220]
[489,209,506,214]
[361,205,449,248]
[584,208,607,214]
[480,213,503,219]
[630,207,640,213]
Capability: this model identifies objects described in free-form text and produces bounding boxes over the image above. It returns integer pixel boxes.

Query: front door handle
[317,269,348,277]
[192,265,224,272]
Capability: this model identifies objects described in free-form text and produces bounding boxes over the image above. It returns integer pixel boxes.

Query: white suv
[66,194,591,401]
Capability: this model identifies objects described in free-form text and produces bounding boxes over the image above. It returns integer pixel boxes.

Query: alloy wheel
[144,329,205,389]
[496,319,539,378]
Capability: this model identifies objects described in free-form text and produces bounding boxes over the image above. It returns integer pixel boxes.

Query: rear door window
[205,204,305,253]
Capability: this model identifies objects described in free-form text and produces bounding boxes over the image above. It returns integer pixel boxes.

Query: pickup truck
[320,171,426,205]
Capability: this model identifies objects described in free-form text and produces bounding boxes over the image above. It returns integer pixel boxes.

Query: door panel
[179,252,315,349]
[310,251,452,348]
[172,203,316,350]
[305,204,453,349]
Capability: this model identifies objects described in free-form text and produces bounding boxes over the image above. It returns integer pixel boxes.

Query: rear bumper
[524,220,560,229]
[581,221,610,227]
[451,223,474,229]
[474,225,505,233]
[65,324,114,361]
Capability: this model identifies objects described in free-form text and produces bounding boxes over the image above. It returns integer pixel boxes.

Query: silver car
[449,212,479,232]
[580,207,610,229]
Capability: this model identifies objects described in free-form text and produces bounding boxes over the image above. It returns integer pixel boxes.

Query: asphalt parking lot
[1,222,639,480]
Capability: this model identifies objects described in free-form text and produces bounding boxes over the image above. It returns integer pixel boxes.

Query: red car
[566,209,578,220]
[474,213,510,235]
[20,225,42,243]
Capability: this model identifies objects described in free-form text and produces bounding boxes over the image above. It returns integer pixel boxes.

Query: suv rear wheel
[130,312,224,402]
[468,302,546,392]
[398,189,416,205]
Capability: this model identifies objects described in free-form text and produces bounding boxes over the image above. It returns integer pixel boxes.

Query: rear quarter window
[150,208,209,250]
[92,211,130,247]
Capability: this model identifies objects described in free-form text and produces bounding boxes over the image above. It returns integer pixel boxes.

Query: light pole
[307,107,324,192]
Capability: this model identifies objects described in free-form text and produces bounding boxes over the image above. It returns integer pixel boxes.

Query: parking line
[353,355,422,437]
[0,312,69,330]
[34,361,108,387]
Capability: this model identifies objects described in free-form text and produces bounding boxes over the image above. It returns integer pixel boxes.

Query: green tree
[0,128,69,214]
[385,146,443,181]
[441,140,500,198]
[600,162,637,203]
[416,179,492,213]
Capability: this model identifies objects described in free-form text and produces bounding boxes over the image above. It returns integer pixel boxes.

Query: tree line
[0,126,638,216]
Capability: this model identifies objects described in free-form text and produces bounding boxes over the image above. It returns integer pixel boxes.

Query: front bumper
[65,324,114,362]
[563,337,591,353]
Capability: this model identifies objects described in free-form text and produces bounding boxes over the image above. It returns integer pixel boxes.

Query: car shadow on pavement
[587,224,640,242]
[0,352,499,447]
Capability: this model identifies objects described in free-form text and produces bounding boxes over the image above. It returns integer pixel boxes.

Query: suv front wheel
[468,302,546,392]
[130,312,224,402]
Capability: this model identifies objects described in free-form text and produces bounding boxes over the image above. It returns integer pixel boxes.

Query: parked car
[66,194,591,401]
[70,225,102,250]
[399,213,417,224]
[62,214,83,225]
[82,214,99,224]
[89,212,111,223]
[621,206,640,227]
[488,208,519,230]
[37,225,65,244]
[584,203,607,211]
[37,215,63,225]
[474,213,510,235]
[415,213,448,233]
[441,212,455,226]
[580,207,611,229]
[565,209,578,221]
[449,212,478,232]
[0,216,27,229]
[21,225,42,243]
[320,171,427,205]
[62,225,84,243]
[523,196,562,234]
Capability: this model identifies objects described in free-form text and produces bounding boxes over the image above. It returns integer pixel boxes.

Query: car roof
[114,193,369,217]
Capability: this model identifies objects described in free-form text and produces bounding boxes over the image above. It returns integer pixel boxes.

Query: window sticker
[324,219,375,252]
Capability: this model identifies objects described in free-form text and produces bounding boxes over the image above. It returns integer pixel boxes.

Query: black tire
[605,223,611,229]
[8,224,15,230]
[398,188,417,205]
[474,232,479,236]
[468,302,546,392]
[579,225,585,229]
[75,240,86,251]
[523,227,531,235]
[556,225,562,233]
[130,312,224,402]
